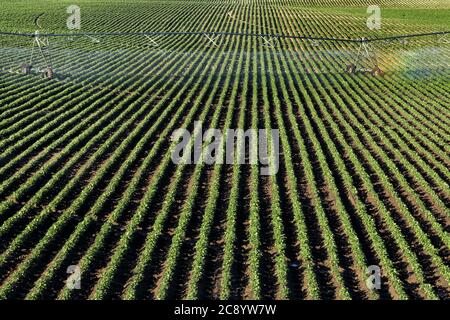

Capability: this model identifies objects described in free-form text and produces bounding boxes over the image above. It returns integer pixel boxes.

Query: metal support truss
[30,30,52,67]
[346,38,383,76]
[21,30,55,79]
[437,33,449,44]
[144,34,159,47]
[398,38,408,47]
[310,39,321,47]
[203,33,220,47]
[85,34,100,43]
[261,35,277,47]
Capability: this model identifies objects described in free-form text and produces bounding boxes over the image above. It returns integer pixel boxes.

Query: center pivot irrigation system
[0,14,449,79]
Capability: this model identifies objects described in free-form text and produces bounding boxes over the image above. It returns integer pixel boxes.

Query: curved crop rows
[0,0,448,300]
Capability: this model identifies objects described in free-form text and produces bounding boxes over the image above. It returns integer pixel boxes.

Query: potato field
[0,0,448,300]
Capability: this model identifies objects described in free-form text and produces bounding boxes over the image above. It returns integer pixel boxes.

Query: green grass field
[0,0,448,300]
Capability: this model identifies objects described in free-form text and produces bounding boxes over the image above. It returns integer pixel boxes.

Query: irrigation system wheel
[346,63,356,74]
[42,67,54,79]
[371,66,384,77]
[20,63,32,74]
